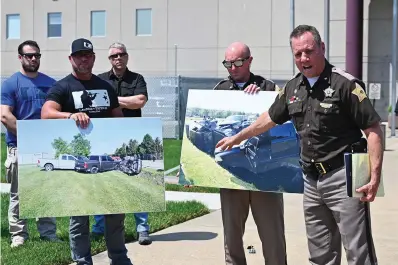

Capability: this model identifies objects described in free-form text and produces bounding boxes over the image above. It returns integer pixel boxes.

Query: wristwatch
[68,113,73,119]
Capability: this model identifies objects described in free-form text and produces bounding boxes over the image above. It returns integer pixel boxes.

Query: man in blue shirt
[1,40,61,248]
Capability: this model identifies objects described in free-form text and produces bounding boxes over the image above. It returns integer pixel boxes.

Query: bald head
[223,42,252,82]
[225,42,251,59]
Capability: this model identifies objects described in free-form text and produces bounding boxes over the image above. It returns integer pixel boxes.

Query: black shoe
[138,232,152,245]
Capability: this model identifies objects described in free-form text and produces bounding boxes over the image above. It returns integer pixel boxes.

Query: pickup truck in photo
[74,155,120,174]
[37,154,79,171]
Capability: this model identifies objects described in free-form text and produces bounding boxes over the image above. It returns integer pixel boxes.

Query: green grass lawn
[0,193,210,265]
[163,139,182,170]
[180,132,256,190]
[18,165,165,218]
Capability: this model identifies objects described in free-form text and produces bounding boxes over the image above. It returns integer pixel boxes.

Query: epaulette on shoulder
[332,67,365,88]
[212,79,228,90]
[332,67,357,81]
[265,78,275,84]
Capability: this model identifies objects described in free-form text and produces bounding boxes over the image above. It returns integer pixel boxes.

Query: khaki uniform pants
[5,146,57,240]
[220,188,287,265]
[303,167,378,265]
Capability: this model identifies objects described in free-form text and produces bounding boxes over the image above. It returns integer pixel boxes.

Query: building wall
[367,0,398,120]
[1,0,397,120]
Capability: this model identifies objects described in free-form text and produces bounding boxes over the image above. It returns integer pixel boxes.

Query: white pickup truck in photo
[37,154,79,171]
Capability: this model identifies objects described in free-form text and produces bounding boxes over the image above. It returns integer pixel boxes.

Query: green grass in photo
[165,183,220,193]
[18,164,165,218]
[180,128,256,190]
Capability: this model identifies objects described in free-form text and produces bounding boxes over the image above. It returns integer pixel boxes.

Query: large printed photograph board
[17,117,165,218]
[179,90,304,194]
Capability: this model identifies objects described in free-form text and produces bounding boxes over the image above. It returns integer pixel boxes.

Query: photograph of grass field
[17,117,166,218]
[179,90,304,194]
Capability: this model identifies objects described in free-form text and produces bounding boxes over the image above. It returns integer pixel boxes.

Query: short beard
[22,63,39,73]
[72,65,92,75]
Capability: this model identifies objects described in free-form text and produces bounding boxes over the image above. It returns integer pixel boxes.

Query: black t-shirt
[97,69,148,117]
[45,74,120,118]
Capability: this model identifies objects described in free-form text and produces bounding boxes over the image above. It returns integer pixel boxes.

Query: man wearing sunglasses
[1,40,62,247]
[93,42,152,246]
[213,42,287,265]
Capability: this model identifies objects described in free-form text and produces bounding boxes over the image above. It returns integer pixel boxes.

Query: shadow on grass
[150,231,218,241]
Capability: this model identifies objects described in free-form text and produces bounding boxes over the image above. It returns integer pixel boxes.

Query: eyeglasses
[21,53,41,59]
[109,52,127,59]
[222,57,249,69]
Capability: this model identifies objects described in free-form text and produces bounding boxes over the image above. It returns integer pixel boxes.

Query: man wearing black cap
[41,38,133,265]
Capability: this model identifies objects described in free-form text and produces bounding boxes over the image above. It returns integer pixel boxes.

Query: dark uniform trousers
[303,167,377,265]
[220,188,287,265]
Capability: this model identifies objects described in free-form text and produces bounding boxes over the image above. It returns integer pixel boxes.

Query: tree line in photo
[187,108,259,119]
[51,133,163,160]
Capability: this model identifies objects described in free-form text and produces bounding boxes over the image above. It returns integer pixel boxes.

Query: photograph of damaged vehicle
[74,154,143,176]
[117,155,143,176]
[214,121,304,193]
[180,90,304,194]
[16,117,165,218]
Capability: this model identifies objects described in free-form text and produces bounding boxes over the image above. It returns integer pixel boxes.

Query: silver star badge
[324,87,335,98]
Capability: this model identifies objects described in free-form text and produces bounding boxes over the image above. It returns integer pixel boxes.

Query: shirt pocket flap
[287,101,303,115]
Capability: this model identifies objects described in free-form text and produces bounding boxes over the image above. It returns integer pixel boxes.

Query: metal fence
[0,75,225,139]
[1,75,290,139]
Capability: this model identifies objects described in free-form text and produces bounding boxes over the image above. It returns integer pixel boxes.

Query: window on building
[91,11,106,37]
[6,14,20,39]
[48,12,62,37]
[136,9,152,36]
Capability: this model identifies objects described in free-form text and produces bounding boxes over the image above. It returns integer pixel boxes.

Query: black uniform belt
[300,155,345,177]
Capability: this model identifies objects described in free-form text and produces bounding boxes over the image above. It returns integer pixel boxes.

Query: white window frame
[91,10,106,37]
[6,14,20,39]
[47,12,62,38]
[135,8,152,36]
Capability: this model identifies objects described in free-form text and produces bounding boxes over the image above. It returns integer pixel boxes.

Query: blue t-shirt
[1,72,56,146]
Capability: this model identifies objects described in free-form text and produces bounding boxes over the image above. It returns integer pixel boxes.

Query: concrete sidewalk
[81,130,398,265]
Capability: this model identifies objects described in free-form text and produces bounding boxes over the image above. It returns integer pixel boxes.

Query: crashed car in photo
[214,121,304,193]
[118,155,143,176]
[185,117,222,156]
[186,114,252,156]
[216,115,251,136]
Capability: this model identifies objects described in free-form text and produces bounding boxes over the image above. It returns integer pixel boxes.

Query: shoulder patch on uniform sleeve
[275,85,285,98]
[276,73,300,98]
[352,83,367,102]
[332,67,357,81]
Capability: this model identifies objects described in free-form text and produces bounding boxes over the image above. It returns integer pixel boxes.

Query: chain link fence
[1,75,228,139]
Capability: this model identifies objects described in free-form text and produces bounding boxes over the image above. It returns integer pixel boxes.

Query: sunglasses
[109,52,127,59]
[21,53,41,59]
[222,57,250,69]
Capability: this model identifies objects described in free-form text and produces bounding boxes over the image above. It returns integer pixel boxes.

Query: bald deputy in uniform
[213,41,287,265]
[216,26,383,265]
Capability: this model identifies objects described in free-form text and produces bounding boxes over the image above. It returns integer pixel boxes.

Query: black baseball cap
[70,38,94,55]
